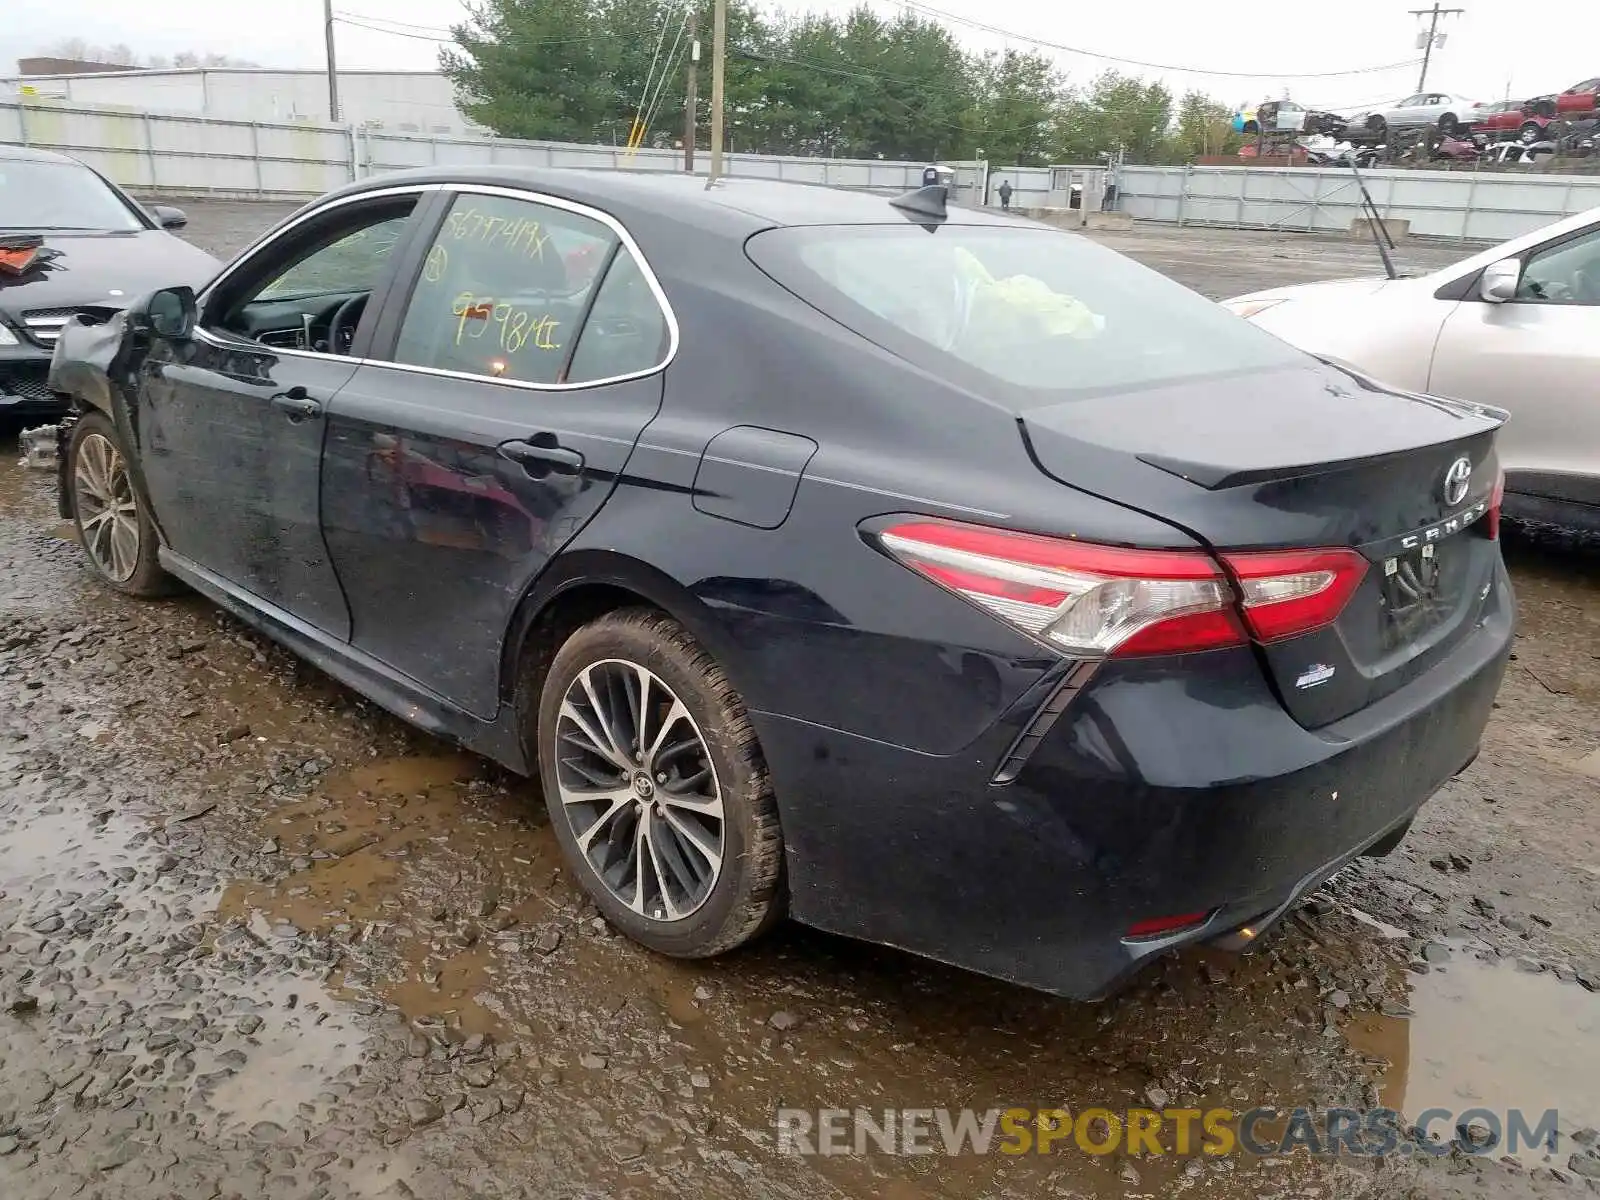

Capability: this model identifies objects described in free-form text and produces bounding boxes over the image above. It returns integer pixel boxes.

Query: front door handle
[499,437,584,477]
[271,385,323,421]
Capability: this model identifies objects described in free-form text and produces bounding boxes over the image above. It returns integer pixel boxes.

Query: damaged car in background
[1,144,217,419]
[1225,204,1600,540]
[48,167,1513,999]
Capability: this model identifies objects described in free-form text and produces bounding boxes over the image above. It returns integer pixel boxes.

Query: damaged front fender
[48,306,138,419]
[46,296,173,533]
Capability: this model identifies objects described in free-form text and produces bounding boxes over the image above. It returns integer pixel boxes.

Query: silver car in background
[1346,92,1488,135]
[1224,206,1600,536]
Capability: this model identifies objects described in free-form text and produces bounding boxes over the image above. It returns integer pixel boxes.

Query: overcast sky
[4,0,1596,113]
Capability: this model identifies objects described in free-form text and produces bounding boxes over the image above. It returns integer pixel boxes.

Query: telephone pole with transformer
[1410,3,1465,92]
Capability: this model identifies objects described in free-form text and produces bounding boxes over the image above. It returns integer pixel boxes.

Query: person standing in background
[998,179,1013,211]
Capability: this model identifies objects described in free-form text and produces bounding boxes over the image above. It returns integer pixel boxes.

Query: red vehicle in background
[1471,100,1554,144]
[1526,77,1600,119]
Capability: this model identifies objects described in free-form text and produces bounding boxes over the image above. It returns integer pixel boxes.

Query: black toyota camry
[48,168,1513,998]
[1,144,217,417]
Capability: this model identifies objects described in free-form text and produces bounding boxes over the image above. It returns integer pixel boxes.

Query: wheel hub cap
[553,660,725,923]
[73,432,141,584]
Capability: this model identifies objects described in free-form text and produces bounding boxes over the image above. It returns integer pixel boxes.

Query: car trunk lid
[1020,360,1506,727]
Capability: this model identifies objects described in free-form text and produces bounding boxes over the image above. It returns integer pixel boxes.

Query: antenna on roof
[889,184,947,221]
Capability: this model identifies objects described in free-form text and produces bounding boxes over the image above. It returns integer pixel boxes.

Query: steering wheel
[327,294,368,355]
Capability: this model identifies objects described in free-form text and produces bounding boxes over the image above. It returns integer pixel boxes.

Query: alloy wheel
[74,432,141,583]
[554,660,725,922]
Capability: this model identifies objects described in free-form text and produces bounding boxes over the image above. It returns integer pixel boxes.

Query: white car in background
[1223,205,1600,536]
[1346,92,1488,134]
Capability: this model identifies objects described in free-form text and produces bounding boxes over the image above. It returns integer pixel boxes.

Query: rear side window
[392,193,616,385]
[747,224,1301,400]
[566,248,672,384]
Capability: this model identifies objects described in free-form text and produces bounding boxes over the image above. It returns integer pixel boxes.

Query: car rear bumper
[754,559,1513,999]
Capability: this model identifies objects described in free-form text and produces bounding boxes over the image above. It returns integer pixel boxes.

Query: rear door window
[565,248,672,384]
[392,192,616,385]
[747,223,1302,401]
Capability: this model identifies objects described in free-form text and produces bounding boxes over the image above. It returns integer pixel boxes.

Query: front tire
[536,609,785,958]
[67,411,172,597]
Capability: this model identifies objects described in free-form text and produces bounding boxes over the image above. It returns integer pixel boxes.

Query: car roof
[0,143,82,165]
[325,166,1034,236]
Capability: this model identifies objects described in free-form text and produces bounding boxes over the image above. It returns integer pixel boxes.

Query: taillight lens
[1222,548,1368,643]
[1486,469,1506,540]
[876,520,1372,657]
[875,520,1247,657]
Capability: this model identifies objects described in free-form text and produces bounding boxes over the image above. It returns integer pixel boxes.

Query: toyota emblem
[1441,457,1473,506]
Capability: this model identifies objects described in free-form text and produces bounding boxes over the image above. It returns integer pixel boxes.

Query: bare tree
[34,38,256,68]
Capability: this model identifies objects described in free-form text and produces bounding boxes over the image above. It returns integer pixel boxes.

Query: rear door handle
[270,385,324,421]
[499,438,585,476]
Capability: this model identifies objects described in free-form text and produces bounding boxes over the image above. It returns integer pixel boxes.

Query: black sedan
[48,168,1513,998]
[1,144,217,417]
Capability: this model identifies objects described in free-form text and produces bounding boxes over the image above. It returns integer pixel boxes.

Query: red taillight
[876,518,1371,658]
[875,519,1247,658]
[1487,469,1506,540]
[1221,548,1368,643]
[1125,912,1210,939]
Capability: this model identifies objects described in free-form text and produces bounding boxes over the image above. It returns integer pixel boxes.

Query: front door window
[207,199,417,355]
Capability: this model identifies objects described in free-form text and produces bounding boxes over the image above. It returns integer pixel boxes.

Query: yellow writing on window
[423,244,449,283]
[452,292,562,356]
[444,206,550,261]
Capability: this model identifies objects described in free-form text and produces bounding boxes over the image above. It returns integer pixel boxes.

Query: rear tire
[67,411,174,598]
[1438,112,1458,134]
[1519,121,1544,145]
[536,609,785,958]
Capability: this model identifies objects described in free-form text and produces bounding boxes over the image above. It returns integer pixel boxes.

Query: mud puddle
[1346,949,1600,1167]
[213,749,1412,1198]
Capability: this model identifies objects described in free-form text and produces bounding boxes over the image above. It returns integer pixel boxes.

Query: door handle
[271,385,324,421]
[499,437,584,477]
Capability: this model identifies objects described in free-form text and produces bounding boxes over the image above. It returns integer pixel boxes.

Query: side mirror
[1479,257,1521,303]
[151,205,189,230]
[135,287,198,340]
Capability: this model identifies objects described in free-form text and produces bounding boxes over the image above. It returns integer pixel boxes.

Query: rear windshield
[0,160,145,233]
[747,223,1303,400]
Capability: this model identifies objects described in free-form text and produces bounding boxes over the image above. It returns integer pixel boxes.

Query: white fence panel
[2,99,988,206]
[18,96,1596,238]
[1118,163,1600,240]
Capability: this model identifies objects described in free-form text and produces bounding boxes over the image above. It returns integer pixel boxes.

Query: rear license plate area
[1378,536,1464,650]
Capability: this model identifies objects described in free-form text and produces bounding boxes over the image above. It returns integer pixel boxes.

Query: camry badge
[1441,456,1473,506]
[1296,663,1336,690]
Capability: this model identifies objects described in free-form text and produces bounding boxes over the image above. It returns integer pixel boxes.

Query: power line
[901,0,1425,79]
[640,5,693,144]
[627,3,679,150]
[334,10,455,35]
[333,16,452,43]
[335,15,634,50]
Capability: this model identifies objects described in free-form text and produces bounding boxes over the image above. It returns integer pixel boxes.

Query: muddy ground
[1,207,1598,1200]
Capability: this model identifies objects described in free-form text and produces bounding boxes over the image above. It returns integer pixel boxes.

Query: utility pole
[324,0,341,123]
[1410,2,1464,92]
[683,8,699,173]
[707,0,727,185]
